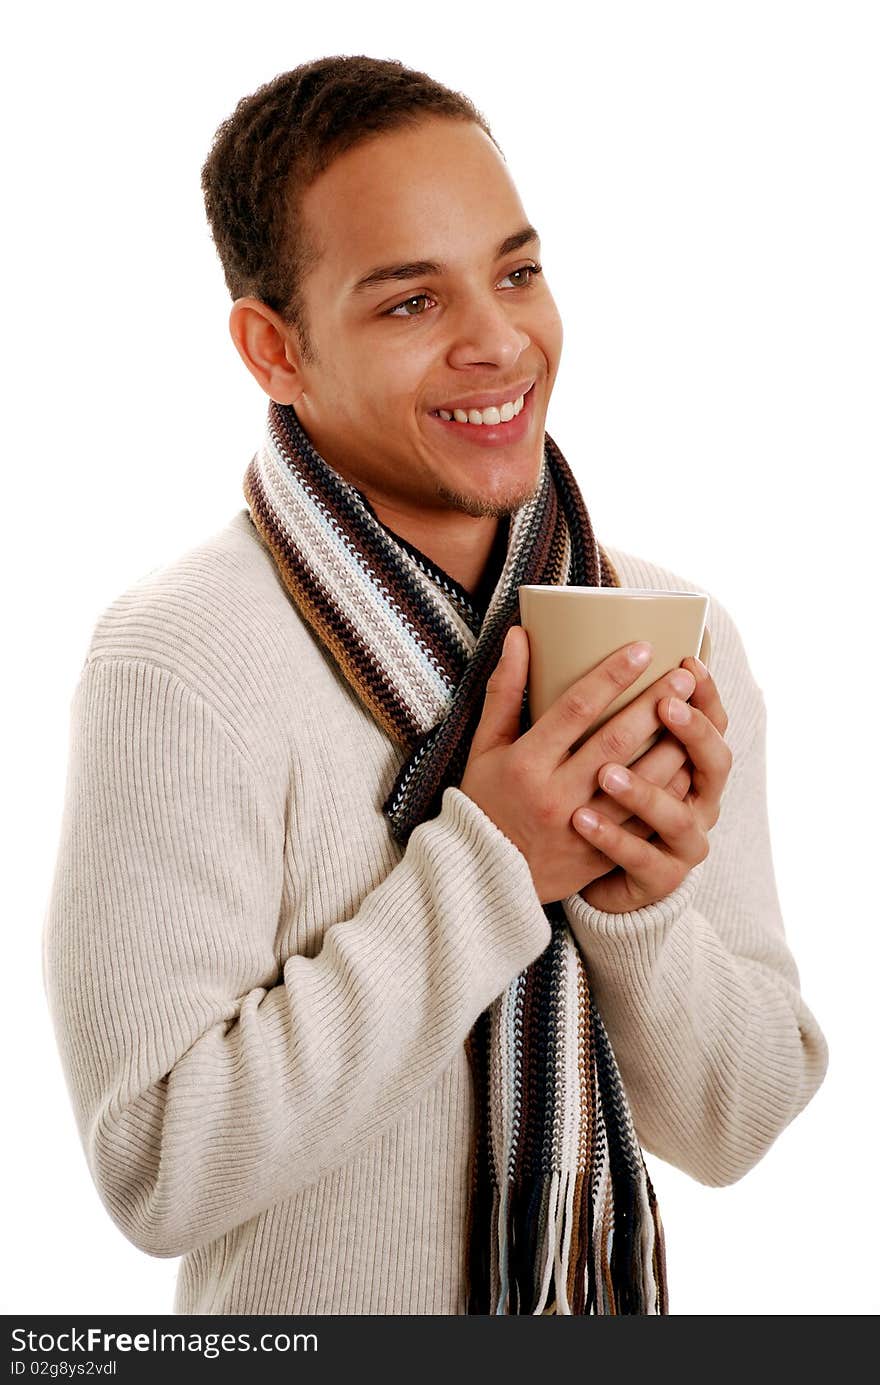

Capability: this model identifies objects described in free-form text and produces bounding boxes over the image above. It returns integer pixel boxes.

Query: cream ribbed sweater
[42,507,828,1315]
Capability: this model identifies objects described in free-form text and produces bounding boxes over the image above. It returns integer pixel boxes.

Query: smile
[427,382,537,448]
[431,388,528,426]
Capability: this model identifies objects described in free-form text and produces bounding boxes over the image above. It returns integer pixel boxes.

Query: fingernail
[503,627,516,654]
[694,655,709,679]
[668,696,691,723]
[602,765,631,792]
[628,641,652,666]
[670,669,696,697]
[576,808,599,831]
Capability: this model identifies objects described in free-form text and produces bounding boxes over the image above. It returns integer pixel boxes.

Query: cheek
[532,295,564,363]
[369,347,435,417]
[359,386,419,443]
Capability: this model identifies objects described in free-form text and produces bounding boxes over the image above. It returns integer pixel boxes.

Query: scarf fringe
[482,1155,665,1314]
[464,918,666,1315]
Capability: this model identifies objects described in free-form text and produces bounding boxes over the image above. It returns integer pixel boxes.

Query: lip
[426,381,537,448]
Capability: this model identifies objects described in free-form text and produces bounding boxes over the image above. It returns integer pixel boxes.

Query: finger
[579,753,695,836]
[522,639,656,770]
[577,729,699,902]
[469,625,529,756]
[624,729,689,787]
[577,724,695,847]
[657,696,733,826]
[558,664,696,798]
[680,656,729,736]
[627,763,692,834]
[593,762,707,861]
[667,764,693,799]
[571,800,691,903]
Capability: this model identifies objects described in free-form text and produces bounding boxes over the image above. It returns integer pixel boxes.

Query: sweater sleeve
[560,695,828,1187]
[42,656,552,1259]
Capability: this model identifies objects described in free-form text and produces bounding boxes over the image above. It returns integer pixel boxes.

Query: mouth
[426,381,538,448]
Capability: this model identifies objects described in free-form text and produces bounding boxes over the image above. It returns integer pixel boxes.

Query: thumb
[470,625,529,757]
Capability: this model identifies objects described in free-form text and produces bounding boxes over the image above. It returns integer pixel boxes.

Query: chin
[435,471,542,519]
[437,454,548,520]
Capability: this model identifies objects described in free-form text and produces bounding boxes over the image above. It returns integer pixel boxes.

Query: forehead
[300,119,528,286]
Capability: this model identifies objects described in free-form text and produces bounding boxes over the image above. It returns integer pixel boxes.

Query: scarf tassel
[466,1009,667,1315]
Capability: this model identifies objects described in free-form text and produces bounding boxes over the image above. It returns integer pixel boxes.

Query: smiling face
[277,117,564,528]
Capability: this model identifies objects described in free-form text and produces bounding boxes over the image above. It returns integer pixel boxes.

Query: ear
[228,297,305,404]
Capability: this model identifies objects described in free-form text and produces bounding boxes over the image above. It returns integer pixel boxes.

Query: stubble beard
[434,452,543,519]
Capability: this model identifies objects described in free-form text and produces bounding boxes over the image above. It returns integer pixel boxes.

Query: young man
[43,56,827,1316]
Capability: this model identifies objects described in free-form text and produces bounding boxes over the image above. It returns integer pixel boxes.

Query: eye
[384,293,436,318]
[382,262,544,319]
[499,262,544,289]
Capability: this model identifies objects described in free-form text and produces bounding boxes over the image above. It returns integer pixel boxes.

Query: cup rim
[518,584,707,599]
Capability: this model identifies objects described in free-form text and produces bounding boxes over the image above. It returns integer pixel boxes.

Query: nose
[445,288,531,372]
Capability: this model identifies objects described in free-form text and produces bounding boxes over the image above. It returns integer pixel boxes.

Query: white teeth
[439,390,527,425]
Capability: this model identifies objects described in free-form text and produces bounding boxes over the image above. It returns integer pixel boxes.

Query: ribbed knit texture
[42,504,829,1315]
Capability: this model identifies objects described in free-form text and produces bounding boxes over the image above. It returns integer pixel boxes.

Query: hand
[572,655,734,913]
[459,628,701,906]
[586,729,693,853]
[587,655,730,845]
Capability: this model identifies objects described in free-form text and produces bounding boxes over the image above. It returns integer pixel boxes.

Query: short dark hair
[200,55,502,363]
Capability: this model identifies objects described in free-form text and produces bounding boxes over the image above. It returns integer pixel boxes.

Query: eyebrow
[349,224,541,296]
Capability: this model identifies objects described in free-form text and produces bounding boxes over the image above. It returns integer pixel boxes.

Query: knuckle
[704,690,729,735]
[673,799,693,831]
[671,769,692,798]
[635,836,656,871]
[507,754,529,788]
[627,814,652,839]
[509,750,538,792]
[597,721,635,763]
[484,666,506,694]
[560,688,598,725]
[665,862,686,892]
[607,656,641,693]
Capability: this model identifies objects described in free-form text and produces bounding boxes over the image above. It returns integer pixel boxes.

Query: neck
[362,498,503,598]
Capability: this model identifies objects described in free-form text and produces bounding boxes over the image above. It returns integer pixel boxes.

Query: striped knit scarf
[244,399,668,1315]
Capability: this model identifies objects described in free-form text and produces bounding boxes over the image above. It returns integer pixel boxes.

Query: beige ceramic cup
[517,585,712,761]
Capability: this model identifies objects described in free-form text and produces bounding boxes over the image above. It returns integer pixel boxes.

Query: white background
[3,0,877,1315]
